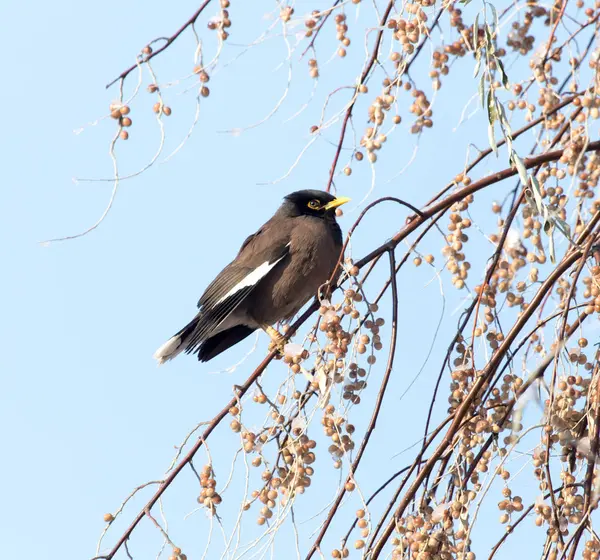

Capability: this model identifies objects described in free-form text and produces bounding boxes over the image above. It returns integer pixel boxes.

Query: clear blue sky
[1,1,560,558]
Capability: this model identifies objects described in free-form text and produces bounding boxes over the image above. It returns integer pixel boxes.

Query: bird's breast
[248,219,342,324]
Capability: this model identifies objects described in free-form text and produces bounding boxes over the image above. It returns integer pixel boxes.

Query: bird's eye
[307,199,321,210]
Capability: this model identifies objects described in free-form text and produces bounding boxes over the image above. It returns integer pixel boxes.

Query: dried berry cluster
[323,403,356,467]
[218,287,385,525]
[442,197,473,290]
[197,463,222,514]
[109,103,133,140]
[207,0,232,41]
[392,507,475,560]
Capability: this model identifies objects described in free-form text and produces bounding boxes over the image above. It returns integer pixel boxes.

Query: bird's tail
[153,317,199,366]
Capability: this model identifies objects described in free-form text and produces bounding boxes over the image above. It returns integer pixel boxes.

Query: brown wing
[184,220,292,349]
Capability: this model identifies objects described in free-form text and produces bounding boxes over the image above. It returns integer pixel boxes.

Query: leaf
[547,208,573,242]
[524,189,537,212]
[487,89,497,124]
[488,2,499,34]
[504,133,513,155]
[484,24,495,55]
[473,13,480,49]
[479,73,486,107]
[541,204,549,224]
[488,122,498,156]
[554,216,572,241]
[530,175,544,215]
[544,220,556,264]
[313,366,332,408]
[462,29,473,52]
[474,47,482,77]
[497,101,509,125]
[494,101,512,149]
[497,57,509,89]
[497,102,512,135]
[511,152,529,187]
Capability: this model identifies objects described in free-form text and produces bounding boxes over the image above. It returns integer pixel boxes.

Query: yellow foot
[263,325,287,354]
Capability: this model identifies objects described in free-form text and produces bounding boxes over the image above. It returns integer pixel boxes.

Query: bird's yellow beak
[323,196,351,211]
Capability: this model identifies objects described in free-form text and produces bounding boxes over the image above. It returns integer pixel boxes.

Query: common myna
[153,189,350,364]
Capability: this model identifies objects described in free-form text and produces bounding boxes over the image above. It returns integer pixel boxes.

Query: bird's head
[281,190,350,219]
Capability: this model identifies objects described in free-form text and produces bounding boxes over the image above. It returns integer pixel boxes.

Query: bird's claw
[268,340,287,356]
[264,325,287,356]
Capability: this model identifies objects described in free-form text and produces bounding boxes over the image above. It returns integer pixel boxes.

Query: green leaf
[497,58,509,89]
[524,189,537,211]
[512,152,529,187]
[546,208,573,243]
[553,216,572,241]
[504,132,513,154]
[474,48,482,77]
[473,13,480,49]
[484,24,495,55]
[544,220,556,264]
[541,204,549,225]
[479,73,486,107]
[530,175,544,215]
[488,2,499,34]
[488,122,498,156]
[487,89,497,124]
[497,102,511,133]
[497,102,513,152]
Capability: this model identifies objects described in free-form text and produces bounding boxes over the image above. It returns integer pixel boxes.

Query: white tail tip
[153,335,183,366]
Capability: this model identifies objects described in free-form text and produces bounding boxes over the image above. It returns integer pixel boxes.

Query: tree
[73,0,600,558]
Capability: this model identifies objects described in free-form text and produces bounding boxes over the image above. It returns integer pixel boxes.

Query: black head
[280,190,350,218]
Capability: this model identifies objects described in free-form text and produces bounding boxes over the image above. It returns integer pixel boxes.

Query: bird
[153,189,350,364]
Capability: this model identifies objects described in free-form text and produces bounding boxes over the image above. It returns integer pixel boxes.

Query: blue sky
[1,0,574,558]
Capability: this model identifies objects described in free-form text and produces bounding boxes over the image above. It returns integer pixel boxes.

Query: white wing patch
[216,247,289,306]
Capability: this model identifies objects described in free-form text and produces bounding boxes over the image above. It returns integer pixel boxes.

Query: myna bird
[153,189,350,364]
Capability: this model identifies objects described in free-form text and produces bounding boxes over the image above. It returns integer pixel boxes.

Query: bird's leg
[262,324,287,354]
